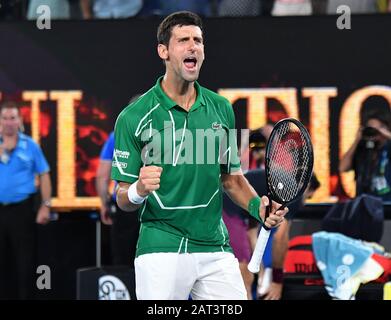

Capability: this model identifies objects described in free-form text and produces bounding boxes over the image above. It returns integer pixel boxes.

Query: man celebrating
[111,11,287,300]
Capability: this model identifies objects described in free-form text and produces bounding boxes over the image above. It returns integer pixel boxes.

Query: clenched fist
[136,166,163,197]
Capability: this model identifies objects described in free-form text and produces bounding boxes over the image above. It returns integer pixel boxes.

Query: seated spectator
[80,0,143,19]
[217,0,262,17]
[140,0,212,17]
[311,0,328,14]
[0,0,25,20]
[27,0,70,20]
[326,0,378,14]
[271,0,312,16]
[137,0,161,16]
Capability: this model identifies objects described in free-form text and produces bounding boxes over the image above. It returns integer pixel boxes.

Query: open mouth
[183,57,197,70]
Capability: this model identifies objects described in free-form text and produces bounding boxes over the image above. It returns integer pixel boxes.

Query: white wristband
[127,181,147,205]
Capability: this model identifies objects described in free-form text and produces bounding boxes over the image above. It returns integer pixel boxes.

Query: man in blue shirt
[96,131,140,266]
[0,101,52,299]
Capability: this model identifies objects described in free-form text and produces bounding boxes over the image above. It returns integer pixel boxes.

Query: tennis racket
[247,118,314,273]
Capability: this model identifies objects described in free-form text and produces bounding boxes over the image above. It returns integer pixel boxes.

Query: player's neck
[161,74,196,112]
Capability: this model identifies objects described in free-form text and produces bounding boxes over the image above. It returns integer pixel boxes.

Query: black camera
[362,126,380,139]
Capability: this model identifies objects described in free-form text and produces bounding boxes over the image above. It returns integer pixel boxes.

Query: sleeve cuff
[248,196,263,223]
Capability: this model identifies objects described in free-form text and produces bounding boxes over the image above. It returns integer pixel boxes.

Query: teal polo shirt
[112,76,241,257]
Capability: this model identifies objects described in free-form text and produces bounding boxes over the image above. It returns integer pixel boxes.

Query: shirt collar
[153,76,206,112]
[16,132,28,150]
[0,132,27,150]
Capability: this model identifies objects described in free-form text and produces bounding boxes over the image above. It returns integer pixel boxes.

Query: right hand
[136,166,163,197]
[100,205,113,225]
[259,196,288,229]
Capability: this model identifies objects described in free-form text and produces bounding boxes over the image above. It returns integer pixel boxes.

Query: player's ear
[157,44,168,61]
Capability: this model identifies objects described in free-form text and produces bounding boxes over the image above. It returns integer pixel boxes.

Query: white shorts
[134,252,247,300]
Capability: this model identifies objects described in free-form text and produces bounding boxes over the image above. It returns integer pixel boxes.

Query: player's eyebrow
[177,36,203,43]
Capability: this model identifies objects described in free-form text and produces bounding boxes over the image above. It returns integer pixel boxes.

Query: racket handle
[247,226,271,273]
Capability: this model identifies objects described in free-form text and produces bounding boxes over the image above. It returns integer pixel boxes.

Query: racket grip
[247,226,271,273]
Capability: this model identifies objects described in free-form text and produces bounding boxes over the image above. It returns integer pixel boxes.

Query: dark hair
[360,96,391,129]
[0,101,20,115]
[249,128,266,150]
[362,111,391,130]
[157,11,203,47]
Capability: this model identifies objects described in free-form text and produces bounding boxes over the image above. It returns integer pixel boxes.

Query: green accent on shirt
[111,76,240,257]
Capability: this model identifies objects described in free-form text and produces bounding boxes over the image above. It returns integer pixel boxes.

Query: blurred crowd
[0,0,390,21]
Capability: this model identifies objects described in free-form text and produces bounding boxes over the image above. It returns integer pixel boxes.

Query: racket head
[265,118,314,204]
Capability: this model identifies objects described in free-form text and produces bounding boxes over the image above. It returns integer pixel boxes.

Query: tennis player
[111,11,288,300]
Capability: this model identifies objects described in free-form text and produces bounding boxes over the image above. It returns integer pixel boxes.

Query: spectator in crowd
[326,0,378,14]
[311,0,328,14]
[0,101,52,299]
[380,0,391,11]
[96,130,140,266]
[240,123,273,172]
[259,174,320,300]
[96,95,141,266]
[232,123,319,300]
[339,108,391,201]
[139,0,212,17]
[80,0,143,19]
[0,0,26,20]
[217,0,262,17]
[271,0,312,16]
[27,0,71,20]
[223,128,268,299]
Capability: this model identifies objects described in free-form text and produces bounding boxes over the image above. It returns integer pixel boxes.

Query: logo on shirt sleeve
[114,149,130,159]
[112,161,127,169]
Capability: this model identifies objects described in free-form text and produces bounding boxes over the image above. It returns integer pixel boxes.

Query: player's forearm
[116,183,143,212]
[222,173,258,211]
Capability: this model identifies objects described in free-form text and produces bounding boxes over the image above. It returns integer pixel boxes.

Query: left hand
[36,206,50,225]
[262,282,283,300]
[259,196,288,228]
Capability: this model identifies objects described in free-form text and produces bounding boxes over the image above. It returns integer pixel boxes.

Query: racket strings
[267,122,312,202]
